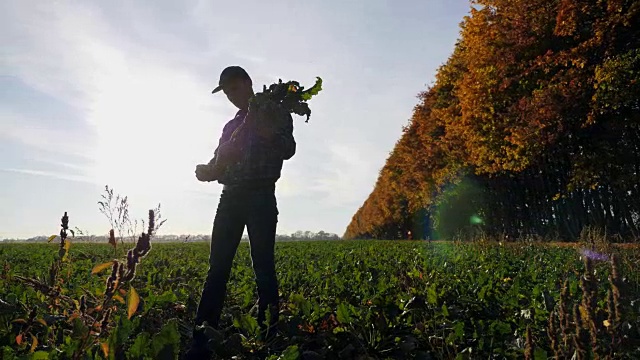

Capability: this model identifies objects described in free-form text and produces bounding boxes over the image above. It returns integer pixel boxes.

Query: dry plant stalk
[100,209,156,306]
[547,249,628,359]
[547,310,561,359]
[13,213,76,310]
[524,325,534,360]
[605,254,622,358]
[9,209,163,358]
[580,257,599,353]
[79,208,159,359]
[558,279,571,348]
[573,303,589,360]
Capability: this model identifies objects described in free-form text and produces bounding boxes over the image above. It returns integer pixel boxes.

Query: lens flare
[579,248,609,261]
[470,215,483,225]
[429,176,486,240]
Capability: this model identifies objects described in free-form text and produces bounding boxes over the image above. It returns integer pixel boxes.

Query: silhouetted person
[187,66,296,358]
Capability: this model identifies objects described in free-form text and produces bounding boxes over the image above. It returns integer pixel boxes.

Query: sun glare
[81,42,225,200]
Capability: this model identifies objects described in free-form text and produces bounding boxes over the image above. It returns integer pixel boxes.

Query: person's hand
[195,164,217,182]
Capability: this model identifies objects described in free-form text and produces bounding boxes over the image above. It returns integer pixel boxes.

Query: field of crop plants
[1,228,639,359]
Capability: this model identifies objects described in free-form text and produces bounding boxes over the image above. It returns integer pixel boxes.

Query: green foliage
[267,345,300,360]
[592,48,640,116]
[150,319,181,359]
[1,240,639,358]
[250,77,323,122]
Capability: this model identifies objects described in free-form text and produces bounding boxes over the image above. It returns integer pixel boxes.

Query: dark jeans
[194,183,280,331]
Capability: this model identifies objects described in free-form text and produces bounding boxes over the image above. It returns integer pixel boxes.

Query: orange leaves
[554,0,579,36]
[30,335,38,353]
[297,323,315,333]
[346,0,640,240]
[101,342,109,357]
[127,286,139,319]
[14,332,37,352]
[92,261,115,275]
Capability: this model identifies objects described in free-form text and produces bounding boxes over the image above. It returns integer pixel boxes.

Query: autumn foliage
[345,0,640,240]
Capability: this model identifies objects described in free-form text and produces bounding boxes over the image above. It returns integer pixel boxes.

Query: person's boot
[183,324,215,359]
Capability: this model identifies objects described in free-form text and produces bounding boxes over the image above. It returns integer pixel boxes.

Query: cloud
[0,110,93,161]
[30,159,89,174]
[1,1,233,199]
[1,0,472,239]
[311,141,381,207]
[2,2,106,105]
[0,168,96,184]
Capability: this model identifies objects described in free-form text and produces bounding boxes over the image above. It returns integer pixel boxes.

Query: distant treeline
[345,0,640,241]
[2,230,341,243]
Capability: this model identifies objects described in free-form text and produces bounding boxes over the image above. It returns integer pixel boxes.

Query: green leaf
[31,351,50,359]
[442,304,449,317]
[235,313,259,336]
[108,315,135,351]
[453,322,464,340]
[569,279,578,295]
[129,332,151,359]
[151,319,180,359]
[478,286,487,301]
[70,317,88,339]
[1,346,15,358]
[532,284,541,298]
[47,235,57,243]
[290,293,312,317]
[534,348,547,360]
[61,336,81,357]
[300,77,323,101]
[336,303,351,323]
[277,345,300,360]
[427,284,438,305]
[490,321,511,336]
[153,290,178,306]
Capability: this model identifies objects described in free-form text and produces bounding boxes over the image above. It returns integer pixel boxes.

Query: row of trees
[277,231,341,241]
[4,231,341,243]
[345,0,640,240]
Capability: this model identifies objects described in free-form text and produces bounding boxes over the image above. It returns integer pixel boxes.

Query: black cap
[211,66,251,94]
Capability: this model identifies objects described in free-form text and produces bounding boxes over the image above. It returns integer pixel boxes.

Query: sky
[0,0,471,240]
